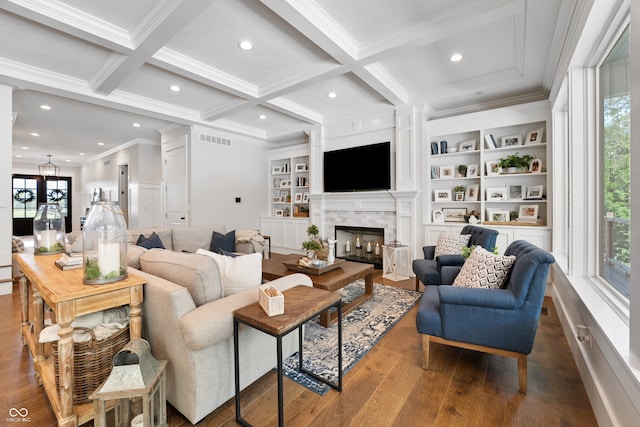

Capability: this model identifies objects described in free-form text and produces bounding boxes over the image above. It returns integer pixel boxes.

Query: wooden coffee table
[262,254,374,327]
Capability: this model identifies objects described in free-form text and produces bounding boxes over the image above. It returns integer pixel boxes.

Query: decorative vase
[33,203,65,255]
[327,239,337,264]
[82,201,128,284]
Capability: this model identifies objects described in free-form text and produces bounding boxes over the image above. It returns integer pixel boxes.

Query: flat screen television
[323,142,391,192]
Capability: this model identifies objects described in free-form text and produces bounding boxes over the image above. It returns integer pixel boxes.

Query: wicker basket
[51,325,130,403]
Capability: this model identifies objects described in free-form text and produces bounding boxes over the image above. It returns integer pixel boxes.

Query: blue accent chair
[415,240,555,393]
[412,225,499,291]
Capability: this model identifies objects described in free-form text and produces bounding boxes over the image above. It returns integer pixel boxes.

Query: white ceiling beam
[90,0,214,95]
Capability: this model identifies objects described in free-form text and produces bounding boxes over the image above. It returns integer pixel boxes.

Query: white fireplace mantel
[311,190,416,212]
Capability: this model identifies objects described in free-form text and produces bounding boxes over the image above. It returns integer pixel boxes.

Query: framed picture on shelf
[486,187,506,201]
[272,166,283,174]
[526,185,544,199]
[518,205,539,222]
[294,193,302,202]
[442,207,467,222]
[465,184,479,201]
[272,197,281,203]
[433,209,444,223]
[458,140,476,152]
[455,192,465,201]
[507,184,525,200]
[302,193,309,203]
[525,128,544,145]
[274,209,284,217]
[295,163,308,171]
[485,160,500,176]
[501,135,521,147]
[466,164,478,177]
[529,158,542,173]
[434,189,452,202]
[486,209,510,222]
[439,165,455,178]
[280,180,289,188]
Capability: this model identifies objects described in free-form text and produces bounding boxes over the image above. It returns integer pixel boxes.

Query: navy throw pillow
[210,230,235,253]
[137,232,165,250]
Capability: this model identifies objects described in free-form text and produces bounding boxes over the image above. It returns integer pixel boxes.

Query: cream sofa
[125,235,309,424]
[67,225,269,260]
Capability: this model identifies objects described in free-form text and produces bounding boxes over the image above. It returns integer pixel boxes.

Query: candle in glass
[375,242,380,255]
[98,241,120,277]
[366,241,372,253]
[345,240,351,252]
[40,229,58,250]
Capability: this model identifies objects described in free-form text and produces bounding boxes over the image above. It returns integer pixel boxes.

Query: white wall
[0,85,12,295]
[79,139,163,229]
[188,128,268,230]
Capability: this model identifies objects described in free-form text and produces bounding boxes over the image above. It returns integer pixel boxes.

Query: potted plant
[453,185,465,201]
[301,224,323,257]
[457,164,467,177]
[498,153,534,173]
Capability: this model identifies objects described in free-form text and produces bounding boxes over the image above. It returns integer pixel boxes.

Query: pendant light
[39,154,60,178]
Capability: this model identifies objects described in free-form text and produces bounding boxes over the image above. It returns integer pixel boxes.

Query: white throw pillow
[433,233,471,258]
[196,249,262,297]
[452,246,516,289]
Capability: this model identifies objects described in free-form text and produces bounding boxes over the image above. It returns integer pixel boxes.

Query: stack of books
[55,252,83,270]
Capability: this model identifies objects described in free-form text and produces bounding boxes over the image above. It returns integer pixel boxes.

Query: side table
[382,244,410,281]
[233,285,342,427]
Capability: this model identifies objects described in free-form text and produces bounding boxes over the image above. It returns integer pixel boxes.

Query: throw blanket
[39,306,130,343]
[236,229,269,259]
[12,236,24,253]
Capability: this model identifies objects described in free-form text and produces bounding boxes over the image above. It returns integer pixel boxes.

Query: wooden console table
[15,252,147,427]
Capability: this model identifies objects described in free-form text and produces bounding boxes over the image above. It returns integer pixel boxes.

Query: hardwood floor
[2,268,598,427]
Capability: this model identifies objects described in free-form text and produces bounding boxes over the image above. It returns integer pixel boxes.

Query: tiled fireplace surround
[307,189,417,272]
[323,210,396,268]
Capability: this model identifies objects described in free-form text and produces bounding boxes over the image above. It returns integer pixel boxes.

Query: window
[599,25,630,298]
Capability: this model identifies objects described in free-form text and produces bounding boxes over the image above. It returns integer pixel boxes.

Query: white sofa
[125,235,309,424]
[66,225,269,260]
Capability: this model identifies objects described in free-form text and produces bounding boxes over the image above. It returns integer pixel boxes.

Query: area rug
[280,281,421,395]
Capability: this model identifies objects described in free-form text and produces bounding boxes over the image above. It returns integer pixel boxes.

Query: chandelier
[38,154,59,178]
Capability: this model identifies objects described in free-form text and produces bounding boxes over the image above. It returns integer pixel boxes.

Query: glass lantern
[33,203,66,255]
[83,201,128,284]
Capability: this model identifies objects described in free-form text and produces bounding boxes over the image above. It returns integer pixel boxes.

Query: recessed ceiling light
[98,142,104,146]
[258,114,266,120]
[169,85,181,92]
[30,132,39,136]
[327,92,337,98]
[21,146,29,150]
[79,152,85,156]
[238,40,253,51]
[133,123,141,127]
[40,105,51,110]
[65,159,71,162]
[450,53,463,62]
[16,154,22,158]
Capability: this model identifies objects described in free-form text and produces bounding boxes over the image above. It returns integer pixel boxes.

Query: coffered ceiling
[1,0,579,166]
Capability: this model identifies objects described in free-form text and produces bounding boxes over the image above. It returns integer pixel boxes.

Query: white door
[163,136,189,228]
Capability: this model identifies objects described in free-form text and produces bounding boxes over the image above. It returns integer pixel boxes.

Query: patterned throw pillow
[452,246,516,289]
[433,233,471,258]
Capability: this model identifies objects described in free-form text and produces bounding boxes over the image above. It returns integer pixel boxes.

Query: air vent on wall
[199,132,232,147]
[104,160,111,166]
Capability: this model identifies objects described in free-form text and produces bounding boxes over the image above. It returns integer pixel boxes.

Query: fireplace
[335,225,384,269]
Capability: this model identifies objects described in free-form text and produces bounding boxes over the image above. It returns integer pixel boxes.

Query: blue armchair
[412,225,498,291]
[415,240,555,393]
